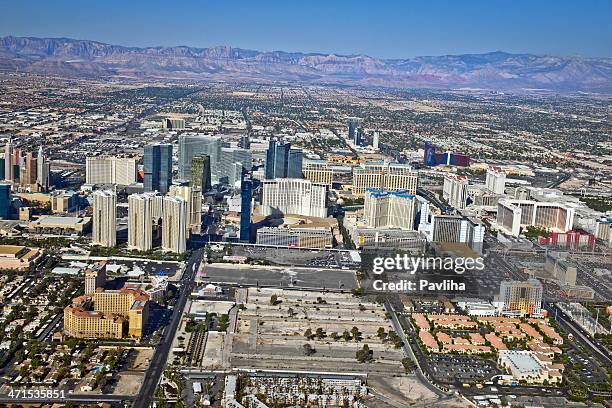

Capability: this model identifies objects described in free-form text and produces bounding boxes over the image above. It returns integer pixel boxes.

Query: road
[548,303,612,366]
[133,248,204,408]
[384,299,451,398]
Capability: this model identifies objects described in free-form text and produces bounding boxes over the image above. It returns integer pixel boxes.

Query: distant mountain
[1,35,611,91]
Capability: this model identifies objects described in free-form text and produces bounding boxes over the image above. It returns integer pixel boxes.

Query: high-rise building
[178,133,220,182]
[239,134,250,149]
[499,279,543,316]
[169,185,202,234]
[352,162,418,195]
[190,154,211,193]
[287,148,303,178]
[85,265,106,295]
[239,172,252,242]
[347,117,360,141]
[92,190,117,247]
[497,199,575,237]
[4,138,13,183]
[420,214,485,254]
[364,189,416,230]
[128,193,154,252]
[372,131,380,149]
[86,157,137,186]
[303,161,333,187]
[443,174,470,210]
[162,196,187,253]
[0,183,10,219]
[354,127,364,146]
[161,117,185,130]
[264,140,302,179]
[36,145,50,192]
[144,143,172,194]
[261,178,327,218]
[219,147,252,185]
[486,167,506,195]
[22,151,37,186]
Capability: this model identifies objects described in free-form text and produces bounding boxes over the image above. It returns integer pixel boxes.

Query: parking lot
[198,263,358,290]
[231,245,359,269]
[429,355,500,383]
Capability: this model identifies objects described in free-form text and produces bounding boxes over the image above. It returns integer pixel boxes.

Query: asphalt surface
[133,248,204,408]
[200,264,358,290]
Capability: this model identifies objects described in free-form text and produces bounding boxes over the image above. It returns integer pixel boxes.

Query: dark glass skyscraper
[265,140,302,179]
[287,148,303,178]
[239,171,252,242]
[144,143,172,193]
[0,183,11,219]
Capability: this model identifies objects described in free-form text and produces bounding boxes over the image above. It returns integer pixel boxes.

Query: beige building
[64,267,149,339]
[92,190,116,247]
[352,162,417,195]
[27,215,91,234]
[499,279,543,316]
[303,161,333,187]
[168,185,202,234]
[363,189,416,229]
[162,196,187,253]
[0,245,43,270]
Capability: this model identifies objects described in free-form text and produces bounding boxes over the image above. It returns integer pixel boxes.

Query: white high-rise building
[497,199,575,237]
[86,157,137,185]
[372,131,380,149]
[486,166,506,195]
[92,190,116,247]
[128,193,154,252]
[261,178,327,218]
[162,196,187,253]
[36,145,49,191]
[443,174,469,209]
[4,137,13,182]
[364,189,416,230]
[169,185,202,234]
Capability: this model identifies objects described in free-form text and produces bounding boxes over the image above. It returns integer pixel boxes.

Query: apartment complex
[169,185,202,234]
[352,162,417,195]
[128,193,155,252]
[261,178,327,218]
[161,196,187,253]
[91,190,116,247]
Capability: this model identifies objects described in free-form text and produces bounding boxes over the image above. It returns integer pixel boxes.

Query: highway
[547,303,612,366]
[133,248,204,408]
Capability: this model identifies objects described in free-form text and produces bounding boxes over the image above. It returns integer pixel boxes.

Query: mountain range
[0,35,611,91]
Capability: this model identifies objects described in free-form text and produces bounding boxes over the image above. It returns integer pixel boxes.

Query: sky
[0,0,610,58]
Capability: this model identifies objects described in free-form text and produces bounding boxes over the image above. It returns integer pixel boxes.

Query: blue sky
[0,0,610,58]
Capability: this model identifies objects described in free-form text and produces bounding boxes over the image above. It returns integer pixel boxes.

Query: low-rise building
[0,245,43,270]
